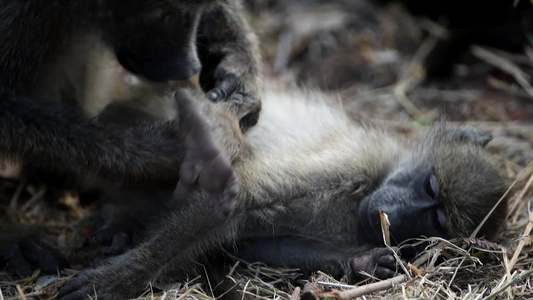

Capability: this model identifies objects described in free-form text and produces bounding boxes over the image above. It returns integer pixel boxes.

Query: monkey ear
[441,127,493,147]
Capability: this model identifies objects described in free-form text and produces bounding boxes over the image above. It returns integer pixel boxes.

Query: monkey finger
[57,269,99,299]
[376,254,397,270]
[207,86,229,102]
[90,225,116,246]
[208,80,261,127]
[101,232,131,256]
[351,247,399,279]
[206,70,237,102]
[232,92,261,129]
[373,265,398,279]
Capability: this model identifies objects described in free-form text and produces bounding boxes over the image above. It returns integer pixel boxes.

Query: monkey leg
[90,187,175,257]
[173,90,240,218]
[236,237,403,283]
[197,1,262,130]
[58,191,245,300]
[0,230,69,276]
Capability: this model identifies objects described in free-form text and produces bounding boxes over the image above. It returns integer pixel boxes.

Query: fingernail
[208,91,219,100]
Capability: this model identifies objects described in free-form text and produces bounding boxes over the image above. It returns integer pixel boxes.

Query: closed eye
[434,208,448,234]
[425,173,440,199]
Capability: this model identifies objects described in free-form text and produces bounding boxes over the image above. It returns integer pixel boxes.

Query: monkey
[58,89,508,300]
[0,0,261,275]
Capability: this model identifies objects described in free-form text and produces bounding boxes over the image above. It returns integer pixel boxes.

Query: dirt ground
[1,1,532,299]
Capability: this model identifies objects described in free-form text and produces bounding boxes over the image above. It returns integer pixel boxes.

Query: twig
[291,286,301,300]
[471,45,533,99]
[506,172,533,271]
[20,187,46,212]
[316,282,356,290]
[393,34,440,120]
[314,275,408,299]
[14,285,28,300]
[483,269,533,300]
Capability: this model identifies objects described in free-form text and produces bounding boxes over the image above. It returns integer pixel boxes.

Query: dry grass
[1,0,533,299]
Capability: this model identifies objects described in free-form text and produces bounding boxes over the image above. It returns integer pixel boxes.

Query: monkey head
[102,1,218,82]
[359,127,508,246]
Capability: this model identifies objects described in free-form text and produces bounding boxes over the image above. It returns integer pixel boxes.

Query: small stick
[291,287,301,300]
[483,269,533,300]
[14,285,28,300]
[506,172,533,272]
[314,275,408,299]
[471,45,533,99]
[470,160,533,238]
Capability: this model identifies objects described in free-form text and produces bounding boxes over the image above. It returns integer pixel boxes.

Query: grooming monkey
[0,0,260,275]
[59,89,508,300]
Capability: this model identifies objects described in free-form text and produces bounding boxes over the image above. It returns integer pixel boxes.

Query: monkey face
[104,1,211,82]
[359,127,508,246]
[359,165,449,247]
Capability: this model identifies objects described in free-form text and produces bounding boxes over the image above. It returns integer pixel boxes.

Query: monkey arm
[197,0,262,129]
[0,87,183,185]
[235,236,401,283]
[2,87,232,180]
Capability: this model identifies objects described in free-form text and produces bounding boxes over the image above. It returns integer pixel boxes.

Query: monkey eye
[435,208,448,234]
[425,173,440,199]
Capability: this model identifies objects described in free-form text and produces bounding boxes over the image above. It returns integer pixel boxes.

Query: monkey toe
[0,244,33,276]
[1,240,69,276]
[24,240,69,274]
[197,154,240,218]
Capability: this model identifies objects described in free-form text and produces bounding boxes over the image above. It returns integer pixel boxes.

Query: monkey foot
[0,240,69,276]
[173,90,240,218]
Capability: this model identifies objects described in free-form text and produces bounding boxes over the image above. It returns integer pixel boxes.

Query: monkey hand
[58,253,144,300]
[202,54,261,130]
[173,90,240,218]
[0,238,69,277]
[351,247,404,280]
[90,227,132,257]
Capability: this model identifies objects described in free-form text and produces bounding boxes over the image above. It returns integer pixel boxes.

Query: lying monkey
[59,89,508,299]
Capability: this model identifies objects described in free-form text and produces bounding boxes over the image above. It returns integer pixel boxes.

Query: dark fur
[0,0,260,275]
[59,90,509,299]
